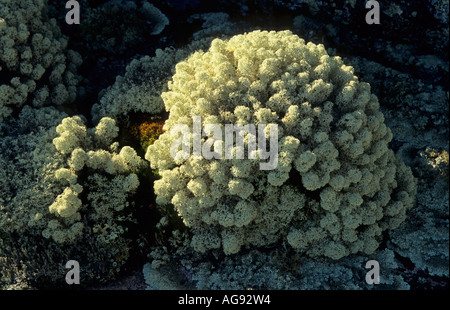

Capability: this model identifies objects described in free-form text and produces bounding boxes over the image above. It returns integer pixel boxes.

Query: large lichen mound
[146,30,417,259]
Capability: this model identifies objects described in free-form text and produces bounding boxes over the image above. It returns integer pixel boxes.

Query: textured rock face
[146,30,417,258]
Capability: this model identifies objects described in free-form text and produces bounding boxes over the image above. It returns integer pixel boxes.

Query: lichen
[0,0,82,122]
[420,148,449,179]
[0,107,147,288]
[91,13,240,123]
[146,30,417,259]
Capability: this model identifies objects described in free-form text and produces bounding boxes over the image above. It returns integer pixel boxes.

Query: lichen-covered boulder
[146,30,417,259]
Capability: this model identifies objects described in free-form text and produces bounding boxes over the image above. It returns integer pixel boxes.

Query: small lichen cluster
[0,0,82,122]
[47,115,145,243]
[146,30,417,259]
[92,51,172,122]
[0,106,147,287]
[420,148,449,179]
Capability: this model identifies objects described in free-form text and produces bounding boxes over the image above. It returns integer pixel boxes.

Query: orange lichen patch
[130,119,165,151]
[422,147,449,179]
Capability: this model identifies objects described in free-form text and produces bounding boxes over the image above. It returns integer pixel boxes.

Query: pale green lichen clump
[147,30,417,259]
[45,115,145,243]
[0,107,146,287]
[0,0,82,122]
